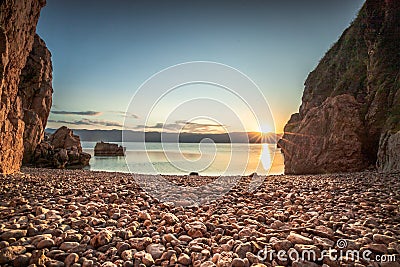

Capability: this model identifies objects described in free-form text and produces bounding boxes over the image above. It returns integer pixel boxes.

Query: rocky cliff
[19,34,53,164]
[279,0,400,174]
[0,0,48,174]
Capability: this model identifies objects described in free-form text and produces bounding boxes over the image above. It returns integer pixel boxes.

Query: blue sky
[37,0,365,133]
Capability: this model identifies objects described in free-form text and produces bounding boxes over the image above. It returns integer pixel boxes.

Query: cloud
[48,118,123,128]
[51,110,102,116]
[133,120,227,133]
[109,111,139,119]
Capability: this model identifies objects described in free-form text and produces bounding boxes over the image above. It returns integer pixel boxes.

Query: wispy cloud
[109,111,139,119]
[48,118,123,128]
[51,110,102,116]
[133,120,227,133]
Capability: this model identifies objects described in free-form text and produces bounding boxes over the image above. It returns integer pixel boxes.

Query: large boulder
[94,141,125,156]
[279,0,400,174]
[33,127,91,169]
[0,0,47,174]
[279,95,369,174]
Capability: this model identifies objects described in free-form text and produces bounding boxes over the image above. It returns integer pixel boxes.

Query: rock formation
[0,0,47,174]
[279,0,400,174]
[33,126,91,169]
[19,34,53,164]
[94,141,125,156]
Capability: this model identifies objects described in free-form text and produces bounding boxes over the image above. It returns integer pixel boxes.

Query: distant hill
[45,129,281,144]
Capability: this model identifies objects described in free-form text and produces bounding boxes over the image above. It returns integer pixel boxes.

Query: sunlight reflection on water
[82,141,284,175]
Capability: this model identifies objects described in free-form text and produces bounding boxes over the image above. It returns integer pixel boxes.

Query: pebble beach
[0,168,399,267]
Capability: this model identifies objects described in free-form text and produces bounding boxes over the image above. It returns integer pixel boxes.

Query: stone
[162,213,179,224]
[364,243,388,254]
[94,141,125,156]
[13,254,31,267]
[146,244,165,260]
[186,221,207,238]
[0,230,27,241]
[0,246,26,264]
[373,234,397,245]
[287,233,313,245]
[130,237,152,250]
[29,249,49,266]
[178,253,191,265]
[90,230,112,248]
[141,252,155,266]
[121,249,135,261]
[0,0,47,174]
[271,239,293,251]
[235,242,252,258]
[33,126,91,169]
[82,259,94,267]
[60,242,80,252]
[37,238,55,249]
[102,262,117,267]
[231,258,247,267]
[201,261,216,267]
[138,211,151,221]
[64,253,79,267]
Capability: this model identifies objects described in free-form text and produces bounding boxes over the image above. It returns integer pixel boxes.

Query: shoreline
[0,167,399,266]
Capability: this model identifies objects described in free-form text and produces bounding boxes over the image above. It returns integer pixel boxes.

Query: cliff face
[279,0,400,174]
[0,0,49,174]
[19,34,53,164]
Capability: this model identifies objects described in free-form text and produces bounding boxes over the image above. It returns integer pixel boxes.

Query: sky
[37,0,365,134]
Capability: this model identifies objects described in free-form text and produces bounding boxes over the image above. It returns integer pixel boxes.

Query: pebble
[178,253,191,265]
[0,168,397,267]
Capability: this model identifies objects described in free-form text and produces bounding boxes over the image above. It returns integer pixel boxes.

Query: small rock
[60,242,80,252]
[0,230,27,242]
[373,234,397,245]
[364,243,388,254]
[0,246,26,264]
[13,253,31,267]
[186,222,207,238]
[102,262,117,267]
[287,232,313,245]
[64,253,79,267]
[235,242,252,258]
[138,211,151,221]
[146,244,165,260]
[130,237,152,250]
[232,258,247,267]
[201,261,216,267]
[37,238,55,249]
[82,259,94,267]
[90,230,112,248]
[29,249,49,266]
[178,253,191,265]
[141,253,155,266]
[162,213,179,225]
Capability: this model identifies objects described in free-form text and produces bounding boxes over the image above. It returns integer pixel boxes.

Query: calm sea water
[82,142,284,176]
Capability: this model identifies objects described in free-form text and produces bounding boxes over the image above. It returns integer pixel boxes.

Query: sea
[82,141,284,176]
